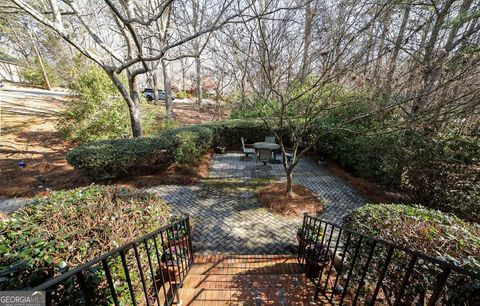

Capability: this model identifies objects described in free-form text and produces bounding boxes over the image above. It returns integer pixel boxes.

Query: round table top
[253,142,280,150]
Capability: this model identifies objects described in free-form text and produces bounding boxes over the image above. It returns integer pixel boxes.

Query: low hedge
[344,204,480,304]
[66,120,282,180]
[67,125,213,180]
[0,186,169,291]
[202,119,271,148]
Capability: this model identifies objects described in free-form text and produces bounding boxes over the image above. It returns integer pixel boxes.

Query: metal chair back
[241,137,247,150]
[264,136,276,143]
[258,148,272,165]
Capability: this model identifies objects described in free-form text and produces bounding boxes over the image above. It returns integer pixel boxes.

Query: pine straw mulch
[256,183,325,216]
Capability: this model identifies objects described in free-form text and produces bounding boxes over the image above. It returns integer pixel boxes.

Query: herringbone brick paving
[148,153,365,254]
[0,153,365,255]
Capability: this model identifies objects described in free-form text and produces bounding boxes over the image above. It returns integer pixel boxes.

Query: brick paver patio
[0,152,365,255]
[0,197,33,215]
[147,153,365,255]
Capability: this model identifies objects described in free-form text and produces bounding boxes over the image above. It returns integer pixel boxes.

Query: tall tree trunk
[300,1,314,80]
[162,60,174,119]
[373,12,391,83]
[285,169,293,196]
[128,76,143,137]
[195,55,202,105]
[27,29,51,90]
[108,71,143,137]
[258,0,269,96]
[181,58,186,93]
[412,0,455,115]
[384,5,410,98]
[152,71,159,102]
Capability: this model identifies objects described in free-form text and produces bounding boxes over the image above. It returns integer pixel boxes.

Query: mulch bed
[116,150,213,188]
[325,160,408,203]
[256,183,325,216]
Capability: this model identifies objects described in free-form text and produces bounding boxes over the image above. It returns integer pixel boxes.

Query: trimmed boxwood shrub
[203,119,295,148]
[202,119,271,148]
[0,186,169,291]
[344,204,480,305]
[66,119,286,180]
[67,125,213,180]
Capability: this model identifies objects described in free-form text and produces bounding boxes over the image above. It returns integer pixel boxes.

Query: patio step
[175,255,325,305]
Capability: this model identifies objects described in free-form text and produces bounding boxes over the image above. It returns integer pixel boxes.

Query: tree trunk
[28,29,52,90]
[162,60,174,119]
[181,58,186,93]
[412,0,455,115]
[108,71,143,137]
[152,71,160,102]
[285,170,293,196]
[300,1,314,80]
[195,55,202,105]
[384,5,410,98]
[373,12,391,83]
[128,77,143,137]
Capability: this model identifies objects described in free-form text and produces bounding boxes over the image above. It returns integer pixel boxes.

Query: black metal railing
[33,215,194,306]
[298,214,480,305]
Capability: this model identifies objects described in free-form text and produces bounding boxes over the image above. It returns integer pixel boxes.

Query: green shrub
[318,129,403,188]
[19,58,59,87]
[67,125,213,180]
[400,133,480,222]
[176,91,187,99]
[202,119,273,148]
[57,66,164,143]
[344,204,480,305]
[0,186,169,291]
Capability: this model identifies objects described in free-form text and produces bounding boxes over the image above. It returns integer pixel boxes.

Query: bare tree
[222,0,391,195]
[8,0,255,136]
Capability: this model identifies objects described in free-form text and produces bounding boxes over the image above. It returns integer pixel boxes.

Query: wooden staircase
[175,255,322,305]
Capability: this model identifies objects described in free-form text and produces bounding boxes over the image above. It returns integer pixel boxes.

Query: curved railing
[33,215,194,306]
[298,214,480,306]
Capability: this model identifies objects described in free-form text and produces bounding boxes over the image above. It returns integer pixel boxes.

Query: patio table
[253,142,281,163]
[253,142,281,150]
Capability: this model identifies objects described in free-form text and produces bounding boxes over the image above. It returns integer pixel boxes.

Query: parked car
[142,88,176,101]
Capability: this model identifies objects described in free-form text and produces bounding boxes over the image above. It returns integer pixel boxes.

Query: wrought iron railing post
[299,215,479,306]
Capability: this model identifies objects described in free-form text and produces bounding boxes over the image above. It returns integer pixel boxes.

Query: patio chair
[264,136,276,143]
[241,137,255,160]
[284,147,294,162]
[257,148,272,170]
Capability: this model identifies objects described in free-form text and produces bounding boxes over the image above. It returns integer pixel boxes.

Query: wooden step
[168,255,326,305]
[191,255,303,275]
[183,273,311,289]
[176,287,322,306]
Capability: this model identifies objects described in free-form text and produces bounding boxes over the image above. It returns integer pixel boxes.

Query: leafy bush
[0,186,169,290]
[67,126,213,180]
[316,89,479,222]
[19,58,60,87]
[203,119,274,148]
[319,130,403,188]
[344,204,480,305]
[401,133,480,222]
[57,66,164,143]
[176,91,187,99]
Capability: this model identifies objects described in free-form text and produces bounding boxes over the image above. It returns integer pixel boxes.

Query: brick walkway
[0,197,33,215]
[0,153,365,255]
[148,153,365,255]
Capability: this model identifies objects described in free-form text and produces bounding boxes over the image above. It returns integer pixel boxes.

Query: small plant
[162,246,187,266]
[297,225,324,245]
